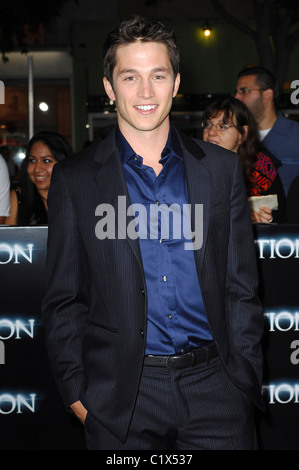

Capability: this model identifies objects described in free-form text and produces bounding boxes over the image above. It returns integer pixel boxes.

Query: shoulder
[175,131,241,193]
[258,146,282,169]
[278,112,299,125]
[257,148,276,163]
[55,141,98,172]
[0,154,6,167]
[255,150,277,174]
[274,113,299,135]
[0,154,9,181]
[10,186,21,202]
[177,129,238,165]
[53,129,117,177]
[178,133,240,184]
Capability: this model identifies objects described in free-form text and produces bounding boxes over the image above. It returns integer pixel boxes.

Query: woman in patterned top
[202,97,286,223]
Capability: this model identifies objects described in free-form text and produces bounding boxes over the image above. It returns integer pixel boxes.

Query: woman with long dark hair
[5,131,72,225]
[202,97,286,223]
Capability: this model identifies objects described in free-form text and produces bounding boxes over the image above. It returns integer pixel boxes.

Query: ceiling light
[39,102,49,112]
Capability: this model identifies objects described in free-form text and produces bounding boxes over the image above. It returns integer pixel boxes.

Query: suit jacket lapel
[178,132,211,276]
[93,131,144,271]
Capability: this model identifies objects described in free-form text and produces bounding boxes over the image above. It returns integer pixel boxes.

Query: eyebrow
[118,66,170,76]
[207,117,225,123]
[28,154,54,158]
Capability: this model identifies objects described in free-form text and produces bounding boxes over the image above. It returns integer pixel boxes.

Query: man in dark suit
[42,16,265,450]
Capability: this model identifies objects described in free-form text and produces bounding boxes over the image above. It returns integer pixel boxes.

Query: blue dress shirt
[117,126,213,355]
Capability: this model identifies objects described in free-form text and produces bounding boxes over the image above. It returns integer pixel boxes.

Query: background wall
[71,7,299,148]
[1,0,299,151]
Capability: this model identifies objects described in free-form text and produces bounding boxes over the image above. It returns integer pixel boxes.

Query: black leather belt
[144,342,218,370]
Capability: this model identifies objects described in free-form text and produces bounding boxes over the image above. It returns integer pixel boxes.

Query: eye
[219,123,229,130]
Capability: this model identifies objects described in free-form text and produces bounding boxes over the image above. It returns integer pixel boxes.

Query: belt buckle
[166,351,195,370]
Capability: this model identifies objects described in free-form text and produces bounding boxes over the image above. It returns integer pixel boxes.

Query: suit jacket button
[140,288,145,296]
[140,329,144,336]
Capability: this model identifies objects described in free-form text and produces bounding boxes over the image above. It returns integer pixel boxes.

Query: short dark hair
[237,66,278,98]
[103,15,180,85]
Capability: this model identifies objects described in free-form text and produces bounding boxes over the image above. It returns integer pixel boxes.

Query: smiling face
[103,40,180,139]
[27,141,58,197]
[203,111,245,153]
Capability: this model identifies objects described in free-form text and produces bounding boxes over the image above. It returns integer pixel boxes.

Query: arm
[41,163,89,410]
[0,156,10,223]
[226,158,264,384]
[4,189,18,225]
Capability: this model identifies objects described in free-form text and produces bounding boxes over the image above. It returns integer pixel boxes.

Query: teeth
[135,105,157,111]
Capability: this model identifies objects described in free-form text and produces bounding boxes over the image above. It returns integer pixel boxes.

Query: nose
[137,78,154,99]
[207,124,218,137]
[234,90,243,101]
[34,160,44,173]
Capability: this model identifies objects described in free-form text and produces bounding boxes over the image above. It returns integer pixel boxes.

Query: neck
[119,121,170,175]
[258,106,277,130]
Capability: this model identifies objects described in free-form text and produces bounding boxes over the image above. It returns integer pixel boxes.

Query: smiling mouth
[134,105,158,111]
[34,176,48,182]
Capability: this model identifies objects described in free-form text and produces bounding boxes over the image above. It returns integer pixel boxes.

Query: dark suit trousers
[84,356,257,450]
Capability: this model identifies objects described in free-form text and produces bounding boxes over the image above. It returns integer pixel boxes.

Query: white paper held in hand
[248,194,278,212]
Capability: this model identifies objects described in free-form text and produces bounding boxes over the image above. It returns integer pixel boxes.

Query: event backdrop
[0,225,298,450]
[255,224,299,450]
[0,227,85,450]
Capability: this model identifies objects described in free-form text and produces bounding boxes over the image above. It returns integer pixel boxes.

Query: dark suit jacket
[42,127,265,442]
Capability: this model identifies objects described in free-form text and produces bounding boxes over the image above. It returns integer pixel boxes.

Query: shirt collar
[116,124,182,165]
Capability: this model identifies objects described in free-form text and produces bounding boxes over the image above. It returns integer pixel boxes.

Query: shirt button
[162,275,167,282]
[168,314,172,319]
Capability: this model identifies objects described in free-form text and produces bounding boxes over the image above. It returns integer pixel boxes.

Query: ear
[103,77,116,101]
[237,125,248,147]
[172,73,180,98]
[241,124,249,142]
[262,88,274,104]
